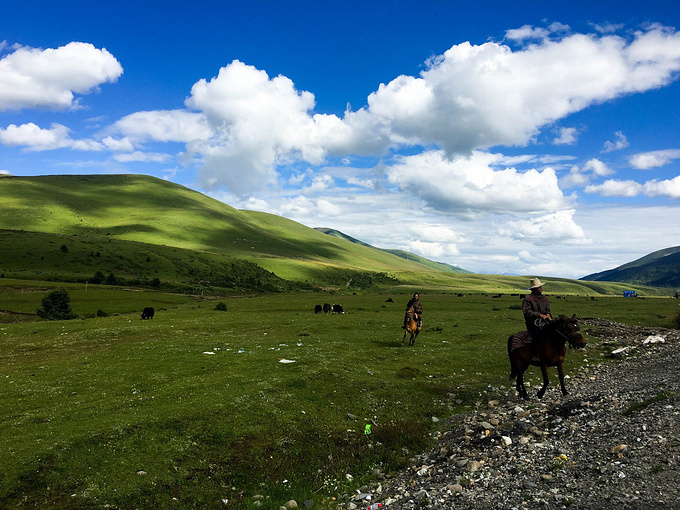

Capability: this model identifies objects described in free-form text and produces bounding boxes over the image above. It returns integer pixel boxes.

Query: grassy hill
[0,174,459,288]
[315,227,472,274]
[0,174,674,296]
[581,246,680,288]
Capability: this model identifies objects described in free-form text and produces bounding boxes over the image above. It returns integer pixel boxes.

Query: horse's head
[558,314,586,349]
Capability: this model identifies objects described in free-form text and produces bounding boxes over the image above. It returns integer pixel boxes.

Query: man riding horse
[403,292,423,331]
[522,278,552,346]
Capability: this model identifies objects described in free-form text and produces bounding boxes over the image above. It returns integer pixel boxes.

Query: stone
[610,444,628,454]
[466,460,482,472]
[284,500,298,510]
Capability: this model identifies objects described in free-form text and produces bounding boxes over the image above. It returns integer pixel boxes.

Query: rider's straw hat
[529,277,546,289]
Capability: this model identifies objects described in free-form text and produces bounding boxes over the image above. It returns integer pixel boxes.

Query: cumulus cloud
[386,150,568,214]
[560,158,613,188]
[585,179,643,197]
[111,110,213,143]
[629,149,680,169]
[602,131,629,152]
[497,209,587,244]
[643,175,680,198]
[552,127,579,145]
[354,24,680,157]
[94,24,680,197]
[302,174,334,194]
[586,175,680,199]
[179,60,370,195]
[0,122,101,151]
[0,42,122,111]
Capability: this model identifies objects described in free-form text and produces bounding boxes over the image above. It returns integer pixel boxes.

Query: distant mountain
[581,246,680,288]
[314,227,471,274]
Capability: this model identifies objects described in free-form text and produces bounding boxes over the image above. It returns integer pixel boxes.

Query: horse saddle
[510,330,532,351]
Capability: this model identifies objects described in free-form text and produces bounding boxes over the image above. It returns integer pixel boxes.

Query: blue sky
[2,1,680,279]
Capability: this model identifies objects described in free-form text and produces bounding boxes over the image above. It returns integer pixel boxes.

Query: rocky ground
[344,318,680,510]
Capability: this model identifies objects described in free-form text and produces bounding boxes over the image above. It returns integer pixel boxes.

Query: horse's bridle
[554,320,584,348]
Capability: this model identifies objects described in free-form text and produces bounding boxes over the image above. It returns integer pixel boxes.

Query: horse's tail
[507,334,518,380]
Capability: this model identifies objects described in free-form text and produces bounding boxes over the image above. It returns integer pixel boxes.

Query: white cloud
[180,60,366,195]
[386,150,568,214]
[0,122,101,151]
[585,175,680,199]
[583,158,614,176]
[113,151,172,163]
[560,158,613,188]
[407,240,460,258]
[0,42,122,111]
[585,179,643,197]
[497,209,587,244]
[112,110,213,143]
[629,149,680,169]
[355,24,680,157]
[302,174,334,194]
[102,136,136,152]
[552,127,579,145]
[97,25,680,198]
[602,131,629,152]
[643,175,680,198]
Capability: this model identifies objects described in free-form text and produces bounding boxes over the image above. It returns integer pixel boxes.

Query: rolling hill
[314,227,472,274]
[0,174,673,296]
[0,174,467,289]
[581,246,680,288]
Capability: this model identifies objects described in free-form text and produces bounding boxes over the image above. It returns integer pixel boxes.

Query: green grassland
[1,173,677,508]
[1,282,678,509]
[0,175,452,285]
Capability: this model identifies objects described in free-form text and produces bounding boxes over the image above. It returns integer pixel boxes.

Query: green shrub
[96,309,108,317]
[674,310,680,330]
[36,288,77,320]
[214,302,227,311]
[91,271,106,284]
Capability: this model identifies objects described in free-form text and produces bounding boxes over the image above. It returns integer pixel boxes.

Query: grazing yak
[331,304,344,314]
[141,307,155,319]
[314,304,323,314]
[323,303,332,313]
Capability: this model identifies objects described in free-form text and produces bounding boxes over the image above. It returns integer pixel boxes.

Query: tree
[37,288,77,320]
[105,272,117,285]
[91,271,106,284]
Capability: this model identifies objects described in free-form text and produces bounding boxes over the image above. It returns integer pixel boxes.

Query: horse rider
[522,278,552,344]
[403,292,423,330]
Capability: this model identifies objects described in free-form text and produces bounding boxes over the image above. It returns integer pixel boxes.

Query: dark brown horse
[508,315,586,399]
[401,307,421,347]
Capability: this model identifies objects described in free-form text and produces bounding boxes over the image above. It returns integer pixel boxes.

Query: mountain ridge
[581,246,680,288]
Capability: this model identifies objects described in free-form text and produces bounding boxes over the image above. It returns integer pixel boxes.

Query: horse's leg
[537,364,550,399]
[411,328,420,347]
[517,370,528,400]
[401,330,407,347]
[557,361,568,395]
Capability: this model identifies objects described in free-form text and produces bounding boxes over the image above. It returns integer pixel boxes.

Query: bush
[214,302,228,311]
[96,309,108,317]
[91,271,106,284]
[674,310,680,330]
[37,288,77,320]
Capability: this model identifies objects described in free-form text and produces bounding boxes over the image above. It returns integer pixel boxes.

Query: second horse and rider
[401,279,586,399]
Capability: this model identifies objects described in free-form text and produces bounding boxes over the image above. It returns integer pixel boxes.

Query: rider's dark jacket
[406,298,423,315]
[522,291,551,334]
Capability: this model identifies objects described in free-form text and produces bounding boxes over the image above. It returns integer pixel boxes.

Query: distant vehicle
[623,290,637,298]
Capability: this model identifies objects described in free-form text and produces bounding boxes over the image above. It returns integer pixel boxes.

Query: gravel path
[346,319,680,510]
